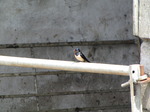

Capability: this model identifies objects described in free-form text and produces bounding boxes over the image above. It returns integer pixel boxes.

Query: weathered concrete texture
[0,0,133,44]
[81,110,131,112]
[140,40,150,73]
[33,44,138,111]
[33,44,139,72]
[0,44,139,111]
[139,0,150,38]
[0,97,37,112]
[137,0,150,111]
[142,83,150,111]
[0,0,139,111]
[0,76,36,95]
[36,73,129,94]
[38,92,130,110]
[140,40,150,111]
[0,44,139,73]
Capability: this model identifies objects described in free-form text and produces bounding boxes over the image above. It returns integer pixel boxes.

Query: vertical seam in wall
[133,0,140,36]
[138,0,140,36]
[138,0,141,61]
[30,47,40,111]
[34,74,40,111]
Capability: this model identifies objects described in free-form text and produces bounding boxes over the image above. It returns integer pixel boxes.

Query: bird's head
[74,48,81,53]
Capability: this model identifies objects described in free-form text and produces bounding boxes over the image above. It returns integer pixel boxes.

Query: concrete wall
[133,0,150,111]
[0,0,139,112]
[141,40,150,112]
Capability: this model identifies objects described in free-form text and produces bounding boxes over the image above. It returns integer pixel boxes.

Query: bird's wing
[80,52,90,62]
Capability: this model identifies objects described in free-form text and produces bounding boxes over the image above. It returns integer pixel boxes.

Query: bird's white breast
[75,55,84,62]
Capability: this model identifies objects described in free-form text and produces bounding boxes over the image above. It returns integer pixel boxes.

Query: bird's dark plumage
[74,48,90,62]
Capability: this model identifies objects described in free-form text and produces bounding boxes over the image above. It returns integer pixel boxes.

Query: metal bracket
[121,65,146,112]
[129,65,143,112]
[121,65,148,87]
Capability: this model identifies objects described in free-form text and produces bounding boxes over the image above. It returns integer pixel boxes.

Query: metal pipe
[0,55,129,76]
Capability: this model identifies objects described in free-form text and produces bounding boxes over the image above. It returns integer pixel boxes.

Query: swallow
[74,48,90,62]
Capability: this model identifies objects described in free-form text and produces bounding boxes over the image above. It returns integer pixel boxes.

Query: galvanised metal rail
[0,55,129,76]
[0,55,147,112]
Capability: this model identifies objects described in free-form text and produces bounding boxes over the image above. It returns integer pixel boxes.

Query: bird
[74,48,90,62]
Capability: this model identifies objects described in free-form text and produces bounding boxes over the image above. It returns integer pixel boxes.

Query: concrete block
[36,73,129,94]
[0,97,37,112]
[141,40,150,72]
[0,76,36,95]
[142,83,150,111]
[38,92,130,110]
[139,0,150,38]
[81,109,130,112]
[140,40,150,111]
[0,0,134,44]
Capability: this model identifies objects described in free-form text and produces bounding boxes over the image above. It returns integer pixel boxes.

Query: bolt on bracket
[121,65,148,112]
[121,65,148,87]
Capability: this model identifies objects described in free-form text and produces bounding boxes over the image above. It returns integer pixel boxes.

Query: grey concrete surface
[134,0,150,111]
[38,92,130,110]
[0,97,37,112]
[140,40,150,111]
[0,44,138,112]
[140,40,150,73]
[0,76,35,95]
[36,73,128,94]
[139,0,150,38]
[33,44,139,65]
[0,0,139,112]
[0,0,133,44]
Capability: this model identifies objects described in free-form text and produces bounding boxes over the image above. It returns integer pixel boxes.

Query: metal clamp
[121,65,148,87]
[121,75,148,87]
[121,65,149,112]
